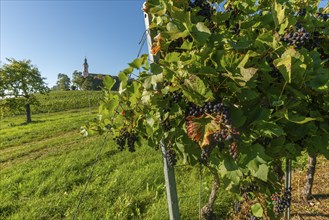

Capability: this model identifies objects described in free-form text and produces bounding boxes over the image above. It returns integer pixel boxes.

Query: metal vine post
[142,2,180,220]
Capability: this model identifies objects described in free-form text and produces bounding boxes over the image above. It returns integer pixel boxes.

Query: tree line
[53,71,120,91]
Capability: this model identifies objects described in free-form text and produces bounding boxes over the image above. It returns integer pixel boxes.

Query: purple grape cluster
[186,101,229,118]
[280,26,311,49]
[233,200,242,213]
[186,101,240,160]
[200,144,215,164]
[271,187,292,215]
[189,0,214,21]
[161,119,172,132]
[239,182,259,202]
[114,128,137,152]
[162,91,183,113]
[297,8,306,17]
[165,144,177,167]
[316,13,329,21]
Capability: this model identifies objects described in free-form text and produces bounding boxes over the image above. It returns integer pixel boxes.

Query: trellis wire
[71,131,109,220]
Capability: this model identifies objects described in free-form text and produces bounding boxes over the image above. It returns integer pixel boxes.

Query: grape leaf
[181,74,213,105]
[251,203,263,217]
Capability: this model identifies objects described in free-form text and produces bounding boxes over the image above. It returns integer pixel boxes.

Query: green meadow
[0,91,233,219]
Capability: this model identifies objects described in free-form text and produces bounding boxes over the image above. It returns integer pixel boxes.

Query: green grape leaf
[166,20,189,40]
[252,120,286,137]
[180,41,193,50]
[251,203,263,217]
[230,107,246,128]
[181,74,213,106]
[255,164,269,182]
[128,54,148,69]
[127,81,142,108]
[99,95,119,118]
[103,76,116,91]
[271,0,285,28]
[191,22,211,45]
[219,159,243,185]
[165,52,181,63]
[274,54,291,83]
[284,111,318,124]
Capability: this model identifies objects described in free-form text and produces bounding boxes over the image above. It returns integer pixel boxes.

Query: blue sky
[1,0,328,88]
[1,0,148,87]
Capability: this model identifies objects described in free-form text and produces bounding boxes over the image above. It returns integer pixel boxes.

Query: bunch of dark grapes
[316,13,329,21]
[189,0,214,21]
[296,8,306,17]
[233,200,243,213]
[162,91,183,113]
[165,144,177,167]
[240,182,259,201]
[161,119,172,132]
[186,101,227,117]
[114,128,138,152]
[114,128,129,151]
[271,187,292,215]
[280,25,311,49]
[186,101,240,160]
[229,142,238,160]
[127,131,138,152]
[200,144,215,164]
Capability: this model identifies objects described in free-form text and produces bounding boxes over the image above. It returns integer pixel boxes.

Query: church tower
[82,57,89,78]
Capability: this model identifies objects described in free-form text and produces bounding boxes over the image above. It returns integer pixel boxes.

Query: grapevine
[85,0,329,219]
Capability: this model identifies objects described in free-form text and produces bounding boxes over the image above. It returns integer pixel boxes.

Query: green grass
[0,108,234,219]
[0,90,103,117]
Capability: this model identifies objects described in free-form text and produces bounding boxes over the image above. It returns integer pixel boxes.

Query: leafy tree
[81,77,94,90]
[56,73,71,90]
[72,70,84,90]
[0,58,49,123]
[51,85,59,91]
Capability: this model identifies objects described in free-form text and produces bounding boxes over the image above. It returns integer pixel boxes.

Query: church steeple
[82,57,89,78]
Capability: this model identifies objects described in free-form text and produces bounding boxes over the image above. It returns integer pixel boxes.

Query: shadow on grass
[312,194,329,200]
[19,120,46,126]
[295,213,329,218]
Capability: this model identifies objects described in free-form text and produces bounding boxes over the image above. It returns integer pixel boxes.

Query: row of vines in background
[0,91,103,117]
[84,0,329,219]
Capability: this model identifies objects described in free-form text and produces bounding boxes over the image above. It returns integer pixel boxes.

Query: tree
[72,70,84,90]
[56,73,71,90]
[0,58,49,123]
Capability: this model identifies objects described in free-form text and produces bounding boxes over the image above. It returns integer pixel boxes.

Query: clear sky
[1,0,328,88]
[1,0,148,87]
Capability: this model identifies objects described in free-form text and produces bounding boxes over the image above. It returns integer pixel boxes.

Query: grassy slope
[0,91,327,219]
[0,90,103,117]
[0,108,233,219]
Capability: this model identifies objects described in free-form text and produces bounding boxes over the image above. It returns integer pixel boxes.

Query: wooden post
[143,3,180,220]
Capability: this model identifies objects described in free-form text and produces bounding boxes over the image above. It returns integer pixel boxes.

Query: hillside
[0,90,103,117]
[0,107,233,219]
[0,93,328,219]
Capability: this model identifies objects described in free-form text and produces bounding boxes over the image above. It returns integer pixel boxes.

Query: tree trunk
[201,167,219,220]
[25,103,32,123]
[303,154,317,201]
